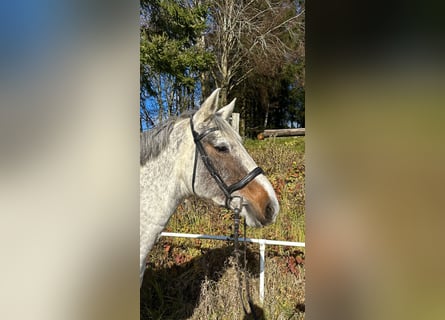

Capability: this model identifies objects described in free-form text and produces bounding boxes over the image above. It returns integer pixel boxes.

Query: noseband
[190,115,264,208]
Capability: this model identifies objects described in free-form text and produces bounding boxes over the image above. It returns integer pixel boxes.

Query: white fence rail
[160,232,305,303]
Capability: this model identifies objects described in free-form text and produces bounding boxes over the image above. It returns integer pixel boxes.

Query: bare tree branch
[207,0,304,103]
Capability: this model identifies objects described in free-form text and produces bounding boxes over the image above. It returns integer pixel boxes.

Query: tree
[140,0,305,132]
[140,0,213,130]
[205,0,304,105]
[236,59,305,132]
[206,0,305,132]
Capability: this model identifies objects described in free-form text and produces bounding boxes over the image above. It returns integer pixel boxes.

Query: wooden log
[261,128,305,138]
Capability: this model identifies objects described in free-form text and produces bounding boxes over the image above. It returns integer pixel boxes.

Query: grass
[141,136,305,319]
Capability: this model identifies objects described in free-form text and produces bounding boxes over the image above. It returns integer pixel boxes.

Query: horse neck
[140,121,193,277]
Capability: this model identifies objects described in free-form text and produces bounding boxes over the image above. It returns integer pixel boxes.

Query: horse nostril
[265,202,275,221]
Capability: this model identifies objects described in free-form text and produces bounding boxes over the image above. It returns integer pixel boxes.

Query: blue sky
[0,1,72,88]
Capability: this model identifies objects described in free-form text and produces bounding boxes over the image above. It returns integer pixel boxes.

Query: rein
[190,115,261,318]
[232,196,259,319]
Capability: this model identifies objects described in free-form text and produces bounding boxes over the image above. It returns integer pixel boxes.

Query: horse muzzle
[237,181,280,227]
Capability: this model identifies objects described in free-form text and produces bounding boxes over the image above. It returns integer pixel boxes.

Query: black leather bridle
[190,115,264,208]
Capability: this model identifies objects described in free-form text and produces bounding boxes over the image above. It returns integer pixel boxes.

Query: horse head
[187,89,279,227]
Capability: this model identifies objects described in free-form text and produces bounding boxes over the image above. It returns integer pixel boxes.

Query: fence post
[231,113,240,134]
[259,239,266,304]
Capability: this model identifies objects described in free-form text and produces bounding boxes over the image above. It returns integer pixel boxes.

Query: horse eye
[214,145,229,153]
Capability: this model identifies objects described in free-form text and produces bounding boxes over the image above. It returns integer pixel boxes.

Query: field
[141,137,305,319]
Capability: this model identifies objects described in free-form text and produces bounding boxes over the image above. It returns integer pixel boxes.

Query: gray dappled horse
[140,89,279,284]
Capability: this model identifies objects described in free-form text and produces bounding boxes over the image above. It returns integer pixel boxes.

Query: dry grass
[141,137,305,319]
[191,255,305,320]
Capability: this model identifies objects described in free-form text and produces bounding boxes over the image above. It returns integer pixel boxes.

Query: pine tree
[140,0,213,130]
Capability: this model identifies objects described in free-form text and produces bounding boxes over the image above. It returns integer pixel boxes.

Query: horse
[140,88,280,284]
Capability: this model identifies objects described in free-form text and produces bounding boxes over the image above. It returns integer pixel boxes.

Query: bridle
[190,114,261,318]
[190,115,264,208]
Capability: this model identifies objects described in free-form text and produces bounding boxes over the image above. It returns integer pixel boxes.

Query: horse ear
[216,98,236,121]
[194,88,221,123]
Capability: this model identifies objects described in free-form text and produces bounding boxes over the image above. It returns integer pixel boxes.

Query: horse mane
[140,112,193,165]
[140,110,239,166]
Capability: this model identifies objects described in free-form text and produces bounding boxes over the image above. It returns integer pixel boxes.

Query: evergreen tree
[140,0,213,130]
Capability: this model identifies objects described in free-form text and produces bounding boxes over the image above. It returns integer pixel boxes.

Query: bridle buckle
[228,195,244,213]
